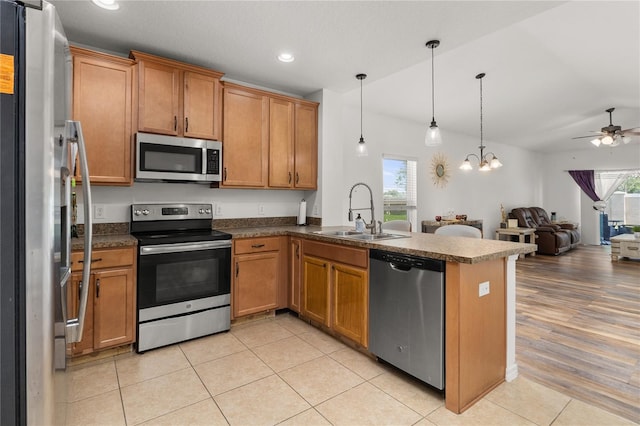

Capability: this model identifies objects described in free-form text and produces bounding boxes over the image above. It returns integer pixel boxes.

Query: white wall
[541,143,640,245]
[334,104,543,235]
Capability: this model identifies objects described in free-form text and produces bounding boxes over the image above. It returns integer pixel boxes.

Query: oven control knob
[142,209,149,215]
[205,208,212,214]
[199,208,205,214]
[134,209,142,216]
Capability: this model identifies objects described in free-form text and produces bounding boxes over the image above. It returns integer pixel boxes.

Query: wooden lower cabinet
[68,247,136,356]
[301,240,368,347]
[301,255,330,326]
[289,238,303,313]
[331,263,368,346]
[232,236,287,318]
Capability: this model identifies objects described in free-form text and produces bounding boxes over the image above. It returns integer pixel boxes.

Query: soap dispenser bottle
[355,214,365,232]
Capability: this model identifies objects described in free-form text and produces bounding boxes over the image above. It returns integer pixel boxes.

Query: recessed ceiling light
[277,53,295,63]
[91,0,119,11]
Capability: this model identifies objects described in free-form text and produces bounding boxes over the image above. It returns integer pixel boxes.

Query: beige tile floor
[65,313,638,426]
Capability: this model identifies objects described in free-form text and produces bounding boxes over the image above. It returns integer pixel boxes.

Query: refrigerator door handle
[59,165,72,322]
[65,120,92,343]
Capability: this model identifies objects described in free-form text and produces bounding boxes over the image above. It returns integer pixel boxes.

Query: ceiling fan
[572,107,640,147]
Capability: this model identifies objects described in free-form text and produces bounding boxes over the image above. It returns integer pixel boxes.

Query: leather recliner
[509,207,571,255]
[529,207,581,248]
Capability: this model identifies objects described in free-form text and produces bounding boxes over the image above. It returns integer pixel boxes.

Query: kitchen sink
[348,233,408,241]
[313,230,409,241]
[313,230,363,236]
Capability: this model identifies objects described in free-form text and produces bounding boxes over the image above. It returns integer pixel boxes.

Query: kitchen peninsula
[226,225,535,414]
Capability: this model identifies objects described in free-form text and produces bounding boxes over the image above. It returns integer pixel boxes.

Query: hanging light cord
[360,78,364,139]
[479,74,484,154]
[431,45,435,122]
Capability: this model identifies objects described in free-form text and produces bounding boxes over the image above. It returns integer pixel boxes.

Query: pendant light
[425,40,442,147]
[356,73,368,157]
[460,73,503,171]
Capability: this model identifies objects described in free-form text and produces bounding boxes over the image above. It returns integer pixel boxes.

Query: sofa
[509,207,579,255]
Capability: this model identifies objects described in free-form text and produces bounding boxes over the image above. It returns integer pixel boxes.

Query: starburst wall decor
[431,152,450,188]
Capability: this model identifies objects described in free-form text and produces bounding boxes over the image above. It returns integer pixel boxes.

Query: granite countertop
[228,225,536,264]
[70,223,535,264]
[71,234,138,251]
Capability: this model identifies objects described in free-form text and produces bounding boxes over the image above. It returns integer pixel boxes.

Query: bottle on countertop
[355,214,365,233]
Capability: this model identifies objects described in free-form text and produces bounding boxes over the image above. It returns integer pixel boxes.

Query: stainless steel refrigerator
[0,1,92,424]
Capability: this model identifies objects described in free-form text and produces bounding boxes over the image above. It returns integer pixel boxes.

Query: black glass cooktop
[132,229,232,246]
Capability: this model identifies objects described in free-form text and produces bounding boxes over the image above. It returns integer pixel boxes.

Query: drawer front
[234,237,281,254]
[303,239,368,269]
[620,242,640,257]
[71,247,135,271]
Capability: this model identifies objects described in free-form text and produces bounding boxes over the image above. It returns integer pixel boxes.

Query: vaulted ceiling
[51,1,640,154]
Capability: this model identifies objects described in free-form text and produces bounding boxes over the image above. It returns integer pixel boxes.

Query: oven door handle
[140,240,232,255]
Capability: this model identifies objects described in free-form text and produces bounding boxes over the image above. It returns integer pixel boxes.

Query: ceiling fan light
[425,122,442,146]
[590,138,601,147]
[601,135,613,145]
[459,159,472,170]
[622,136,631,144]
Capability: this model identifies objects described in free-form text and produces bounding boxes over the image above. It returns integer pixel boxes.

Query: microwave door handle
[65,120,93,344]
[202,147,207,176]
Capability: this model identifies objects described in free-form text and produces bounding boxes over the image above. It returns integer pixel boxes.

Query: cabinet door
[289,238,302,312]
[332,263,368,347]
[93,268,135,350]
[293,102,318,189]
[302,256,330,326]
[183,71,221,140]
[72,52,133,185]
[138,60,181,135]
[268,98,294,188]
[222,87,268,187]
[68,272,95,355]
[233,252,279,317]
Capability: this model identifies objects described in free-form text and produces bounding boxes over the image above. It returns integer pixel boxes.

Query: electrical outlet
[258,204,265,215]
[94,204,105,219]
[313,204,319,215]
[215,203,223,216]
[479,281,490,297]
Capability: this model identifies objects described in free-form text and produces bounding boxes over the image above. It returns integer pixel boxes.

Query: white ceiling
[50,0,640,154]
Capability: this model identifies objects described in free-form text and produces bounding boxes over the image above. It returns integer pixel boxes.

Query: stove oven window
[137,247,231,309]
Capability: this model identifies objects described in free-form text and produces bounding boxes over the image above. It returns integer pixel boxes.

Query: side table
[495,228,537,259]
[610,234,640,261]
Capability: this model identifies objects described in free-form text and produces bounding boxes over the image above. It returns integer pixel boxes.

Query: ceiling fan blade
[572,134,602,140]
[621,127,640,135]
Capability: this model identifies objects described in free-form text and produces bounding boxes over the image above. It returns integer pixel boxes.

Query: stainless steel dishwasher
[369,249,445,390]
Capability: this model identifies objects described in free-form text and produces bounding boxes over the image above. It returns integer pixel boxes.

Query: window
[383,156,417,228]
[606,172,640,226]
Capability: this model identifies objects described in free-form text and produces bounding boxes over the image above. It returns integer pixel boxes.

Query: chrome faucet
[348,182,381,234]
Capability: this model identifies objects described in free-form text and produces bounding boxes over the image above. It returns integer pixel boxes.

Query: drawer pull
[251,244,265,249]
[78,257,103,264]
[627,246,638,251]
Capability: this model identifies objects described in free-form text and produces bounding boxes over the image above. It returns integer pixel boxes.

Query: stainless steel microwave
[135,132,222,182]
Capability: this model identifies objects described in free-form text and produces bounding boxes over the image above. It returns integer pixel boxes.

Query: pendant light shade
[356,73,368,157]
[425,40,442,147]
[460,73,503,171]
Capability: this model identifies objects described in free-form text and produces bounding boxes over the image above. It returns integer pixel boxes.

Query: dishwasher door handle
[389,262,412,272]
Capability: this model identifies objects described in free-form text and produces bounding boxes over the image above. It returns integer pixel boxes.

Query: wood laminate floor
[516,244,640,422]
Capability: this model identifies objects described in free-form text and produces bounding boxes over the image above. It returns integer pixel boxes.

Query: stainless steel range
[130,203,231,352]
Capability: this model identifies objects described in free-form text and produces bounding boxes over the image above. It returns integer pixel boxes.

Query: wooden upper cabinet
[130,51,223,140]
[222,85,268,188]
[184,72,222,140]
[70,46,134,186]
[293,102,318,189]
[268,98,294,188]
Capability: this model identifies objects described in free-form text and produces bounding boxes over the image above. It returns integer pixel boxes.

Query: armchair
[510,207,571,255]
[529,207,580,248]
